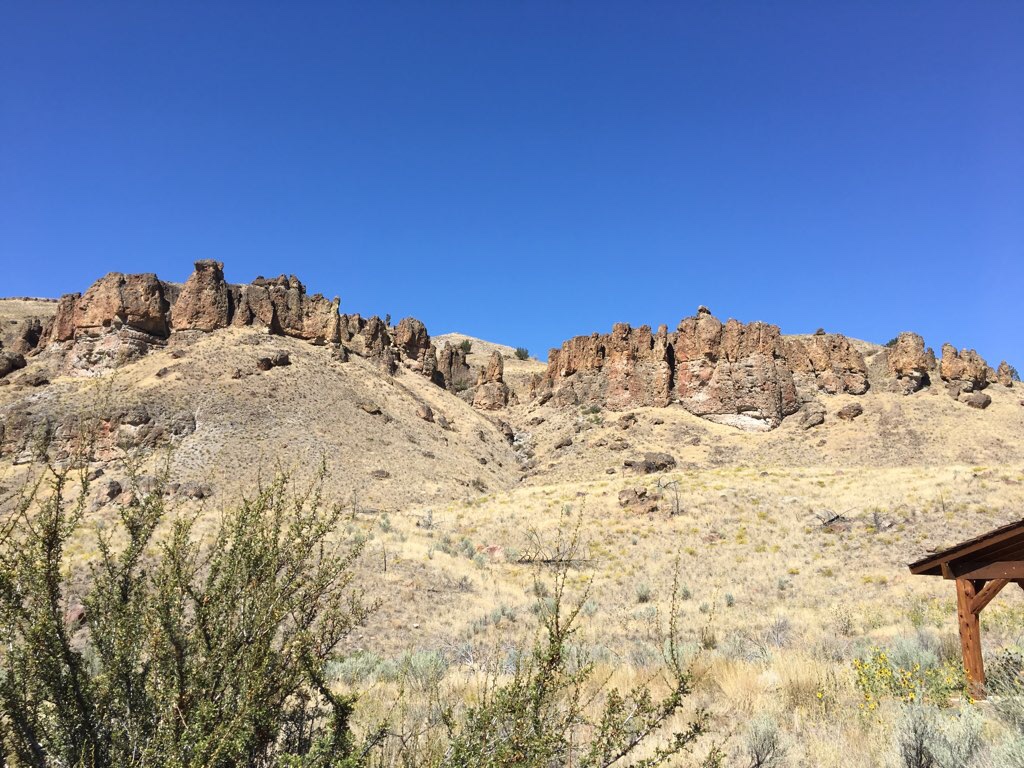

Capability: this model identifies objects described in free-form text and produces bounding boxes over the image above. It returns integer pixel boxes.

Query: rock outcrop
[939,344,993,398]
[536,308,799,431]
[171,261,228,332]
[473,350,511,410]
[886,333,935,394]
[997,361,1015,388]
[436,342,473,392]
[38,261,444,388]
[784,334,868,395]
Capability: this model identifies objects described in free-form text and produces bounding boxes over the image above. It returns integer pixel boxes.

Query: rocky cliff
[16,260,512,407]
[532,307,1008,431]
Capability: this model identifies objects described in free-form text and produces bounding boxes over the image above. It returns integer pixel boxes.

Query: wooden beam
[970,578,1009,614]
[955,578,986,699]
[953,560,1024,581]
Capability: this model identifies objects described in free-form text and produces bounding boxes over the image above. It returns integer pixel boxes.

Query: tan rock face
[940,344,992,396]
[539,309,799,430]
[48,293,82,342]
[784,334,868,395]
[37,261,445,388]
[886,332,935,394]
[473,350,510,410]
[171,260,229,332]
[395,317,431,363]
[997,361,1015,388]
[57,272,171,339]
[437,342,473,392]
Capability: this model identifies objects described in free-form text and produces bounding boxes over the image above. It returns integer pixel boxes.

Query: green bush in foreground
[0,457,381,768]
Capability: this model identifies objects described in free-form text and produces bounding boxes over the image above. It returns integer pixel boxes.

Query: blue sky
[2,2,1022,366]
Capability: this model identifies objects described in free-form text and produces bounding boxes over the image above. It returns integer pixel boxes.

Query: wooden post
[955,578,985,698]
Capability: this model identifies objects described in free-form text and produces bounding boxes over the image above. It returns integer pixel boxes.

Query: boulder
[836,403,864,421]
[959,391,992,410]
[0,351,26,379]
[416,404,434,422]
[624,452,676,474]
[800,401,826,429]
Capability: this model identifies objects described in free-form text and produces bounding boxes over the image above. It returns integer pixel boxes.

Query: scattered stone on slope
[837,403,864,421]
[800,400,826,429]
[416,403,435,422]
[959,391,992,410]
[0,352,27,379]
[624,452,676,474]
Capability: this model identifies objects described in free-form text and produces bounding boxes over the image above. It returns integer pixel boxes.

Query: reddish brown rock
[60,272,172,339]
[997,361,1015,388]
[473,350,510,410]
[784,334,868,395]
[940,344,992,397]
[48,293,82,342]
[171,260,229,332]
[394,317,431,362]
[540,309,798,430]
[437,342,473,392]
[0,352,27,379]
[886,332,935,394]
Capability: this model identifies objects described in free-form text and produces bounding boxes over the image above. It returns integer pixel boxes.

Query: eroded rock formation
[886,332,935,394]
[473,350,511,410]
[784,334,868,395]
[940,344,993,398]
[38,261,445,387]
[535,307,800,431]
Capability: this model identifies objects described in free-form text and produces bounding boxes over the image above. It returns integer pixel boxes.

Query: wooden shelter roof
[909,518,1024,579]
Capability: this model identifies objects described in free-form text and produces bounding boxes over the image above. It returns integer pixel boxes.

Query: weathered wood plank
[953,561,1024,580]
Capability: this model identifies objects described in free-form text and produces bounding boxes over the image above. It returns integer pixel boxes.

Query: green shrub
[514,347,529,361]
[0,457,382,767]
[459,339,472,353]
[437,551,706,768]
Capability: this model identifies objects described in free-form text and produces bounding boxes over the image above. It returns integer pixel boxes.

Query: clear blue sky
[2,2,1022,366]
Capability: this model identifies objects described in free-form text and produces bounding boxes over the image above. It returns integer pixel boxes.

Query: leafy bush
[458,339,472,353]
[437,538,706,768]
[514,347,529,361]
[0,457,381,767]
[885,336,900,348]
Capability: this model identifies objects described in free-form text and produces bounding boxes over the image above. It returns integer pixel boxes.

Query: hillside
[2,264,1024,765]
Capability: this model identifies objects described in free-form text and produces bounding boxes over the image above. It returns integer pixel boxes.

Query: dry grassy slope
[3,308,1024,763]
[0,326,521,512]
